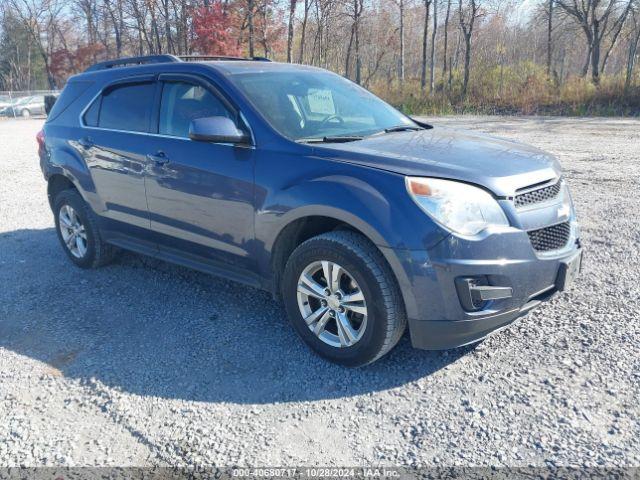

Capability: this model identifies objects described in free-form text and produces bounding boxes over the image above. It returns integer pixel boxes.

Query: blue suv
[39,55,582,366]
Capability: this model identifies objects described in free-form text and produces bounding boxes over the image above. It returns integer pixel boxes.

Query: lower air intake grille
[527,222,571,252]
[515,180,561,208]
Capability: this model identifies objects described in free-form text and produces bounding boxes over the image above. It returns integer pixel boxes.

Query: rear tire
[282,231,406,367]
[53,189,116,269]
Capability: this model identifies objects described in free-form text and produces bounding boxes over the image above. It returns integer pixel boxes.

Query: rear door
[144,74,256,272]
[80,78,157,234]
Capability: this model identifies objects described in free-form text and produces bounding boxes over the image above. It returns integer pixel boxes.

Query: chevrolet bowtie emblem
[558,204,571,219]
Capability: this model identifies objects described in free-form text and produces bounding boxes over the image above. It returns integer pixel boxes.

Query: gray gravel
[0,116,639,468]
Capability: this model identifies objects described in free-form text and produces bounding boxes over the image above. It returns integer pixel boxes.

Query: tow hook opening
[455,276,513,312]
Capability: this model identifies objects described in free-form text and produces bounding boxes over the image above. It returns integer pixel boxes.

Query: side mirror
[189,116,250,144]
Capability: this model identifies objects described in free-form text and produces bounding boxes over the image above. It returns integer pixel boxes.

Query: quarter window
[83,96,100,127]
[159,81,233,138]
[98,82,155,132]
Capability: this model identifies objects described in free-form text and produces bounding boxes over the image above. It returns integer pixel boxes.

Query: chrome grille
[527,222,571,252]
[515,180,561,208]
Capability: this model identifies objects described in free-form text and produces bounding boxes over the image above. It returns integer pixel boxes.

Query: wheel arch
[47,173,79,209]
[269,208,393,300]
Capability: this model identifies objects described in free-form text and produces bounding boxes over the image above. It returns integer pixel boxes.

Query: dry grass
[370,64,640,117]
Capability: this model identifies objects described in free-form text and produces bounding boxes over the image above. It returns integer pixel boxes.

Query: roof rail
[179,55,272,62]
[85,54,180,72]
[85,53,272,72]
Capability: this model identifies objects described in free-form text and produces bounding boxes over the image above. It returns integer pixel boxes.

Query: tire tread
[54,189,116,268]
[285,230,406,365]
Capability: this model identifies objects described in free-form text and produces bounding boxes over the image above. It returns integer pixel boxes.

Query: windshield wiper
[297,135,364,144]
[368,125,425,138]
[383,125,424,133]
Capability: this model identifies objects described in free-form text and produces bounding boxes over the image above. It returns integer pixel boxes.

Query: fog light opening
[455,276,513,312]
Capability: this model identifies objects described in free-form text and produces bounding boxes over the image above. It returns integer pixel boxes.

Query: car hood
[312,127,561,197]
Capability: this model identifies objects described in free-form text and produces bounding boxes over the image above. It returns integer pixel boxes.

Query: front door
[144,76,256,273]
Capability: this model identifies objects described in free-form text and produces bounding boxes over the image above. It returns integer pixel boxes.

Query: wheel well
[47,175,76,208]
[271,216,374,297]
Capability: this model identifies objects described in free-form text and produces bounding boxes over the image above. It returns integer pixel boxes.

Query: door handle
[78,137,93,148]
[147,151,169,166]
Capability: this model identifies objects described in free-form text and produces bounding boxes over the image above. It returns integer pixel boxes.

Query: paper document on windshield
[308,89,336,115]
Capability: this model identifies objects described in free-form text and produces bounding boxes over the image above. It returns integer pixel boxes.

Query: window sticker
[307,89,335,115]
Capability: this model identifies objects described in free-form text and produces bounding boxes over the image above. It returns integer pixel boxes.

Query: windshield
[232,70,416,141]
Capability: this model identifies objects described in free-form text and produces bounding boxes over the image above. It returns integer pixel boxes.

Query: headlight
[406,177,509,235]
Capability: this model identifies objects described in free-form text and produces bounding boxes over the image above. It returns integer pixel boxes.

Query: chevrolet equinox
[39,55,582,366]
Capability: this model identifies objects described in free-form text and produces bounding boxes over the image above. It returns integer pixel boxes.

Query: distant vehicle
[0,95,24,112]
[0,95,45,118]
[39,55,582,366]
[0,95,15,110]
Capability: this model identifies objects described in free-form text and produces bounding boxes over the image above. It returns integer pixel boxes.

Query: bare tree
[458,0,482,97]
[161,0,174,54]
[344,0,363,83]
[287,0,297,62]
[625,2,640,91]
[557,0,633,83]
[547,0,554,76]
[442,0,451,82]
[259,0,269,57]
[74,0,98,45]
[10,0,63,88]
[601,1,633,71]
[297,0,311,62]
[429,0,438,93]
[102,0,124,57]
[3,0,640,108]
[421,0,432,89]
[353,0,363,83]
[396,0,406,81]
[248,0,255,57]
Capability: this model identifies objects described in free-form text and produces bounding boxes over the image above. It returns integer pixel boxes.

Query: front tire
[282,231,406,367]
[53,189,116,268]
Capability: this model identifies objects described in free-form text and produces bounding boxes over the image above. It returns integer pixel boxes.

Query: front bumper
[380,221,581,350]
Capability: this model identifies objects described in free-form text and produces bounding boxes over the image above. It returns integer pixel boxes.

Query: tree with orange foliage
[192,1,243,56]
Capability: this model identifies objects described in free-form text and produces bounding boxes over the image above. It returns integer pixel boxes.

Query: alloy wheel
[296,260,368,348]
[58,204,88,258]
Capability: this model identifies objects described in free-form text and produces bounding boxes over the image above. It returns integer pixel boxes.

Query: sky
[513,0,543,23]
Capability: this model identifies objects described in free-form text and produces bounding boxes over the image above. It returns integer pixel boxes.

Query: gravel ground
[0,116,638,469]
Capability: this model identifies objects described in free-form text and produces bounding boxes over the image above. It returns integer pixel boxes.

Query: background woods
[1,0,639,114]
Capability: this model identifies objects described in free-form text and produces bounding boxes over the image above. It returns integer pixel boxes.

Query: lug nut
[324,288,331,296]
[334,292,342,300]
[321,300,328,307]
[338,306,345,313]
[329,310,335,317]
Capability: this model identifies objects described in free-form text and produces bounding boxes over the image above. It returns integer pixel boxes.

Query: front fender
[254,155,447,274]
[270,173,394,247]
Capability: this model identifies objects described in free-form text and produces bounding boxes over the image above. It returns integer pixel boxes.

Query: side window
[83,96,100,127]
[159,81,233,138]
[98,82,155,132]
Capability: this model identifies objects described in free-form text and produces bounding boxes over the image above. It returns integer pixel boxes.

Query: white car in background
[0,95,46,118]
[0,95,14,109]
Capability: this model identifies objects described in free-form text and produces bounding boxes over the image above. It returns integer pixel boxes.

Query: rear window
[46,81,92,122]
[97,82,155,132]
